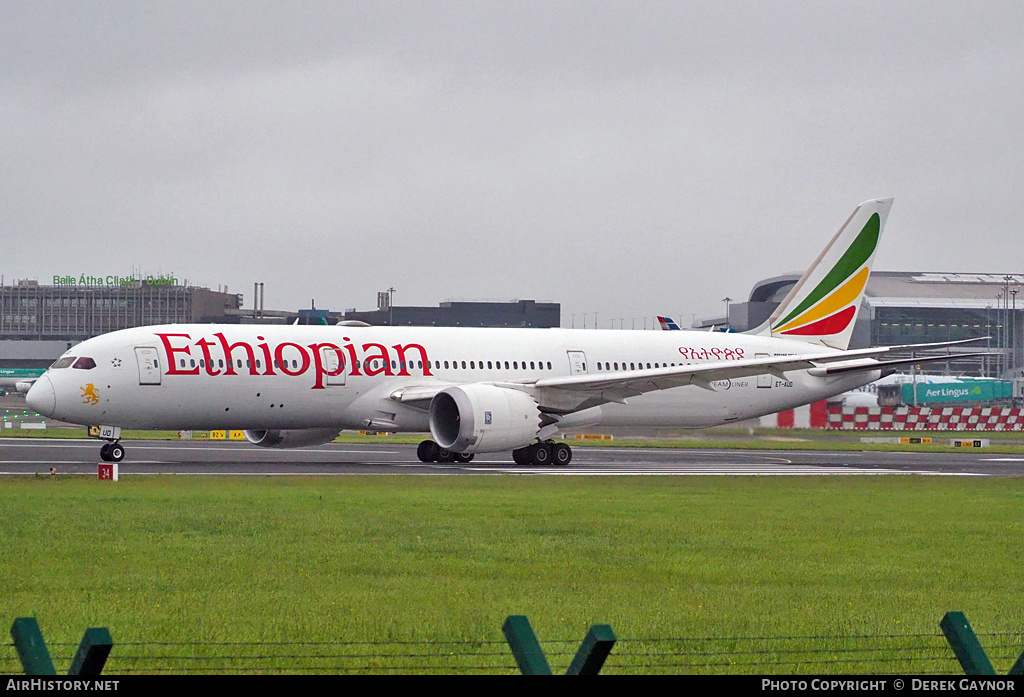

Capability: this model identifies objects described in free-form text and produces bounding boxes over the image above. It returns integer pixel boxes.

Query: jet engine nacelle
[243,428,341,448]
[429,384,541,454]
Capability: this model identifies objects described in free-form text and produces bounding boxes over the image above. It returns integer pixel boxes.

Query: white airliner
[25,198,980,465]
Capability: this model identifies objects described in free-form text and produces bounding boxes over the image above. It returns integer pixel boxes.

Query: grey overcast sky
[3,1,1023,327]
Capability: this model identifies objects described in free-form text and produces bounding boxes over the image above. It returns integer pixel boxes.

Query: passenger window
[72,357,96,370]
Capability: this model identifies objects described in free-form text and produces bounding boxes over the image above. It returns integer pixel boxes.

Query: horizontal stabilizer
[807,353,990,377]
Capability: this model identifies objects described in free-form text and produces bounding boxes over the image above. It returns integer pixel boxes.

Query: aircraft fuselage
[28,323,875,433]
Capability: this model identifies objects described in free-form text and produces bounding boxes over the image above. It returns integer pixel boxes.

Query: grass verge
[3,475,1023,673]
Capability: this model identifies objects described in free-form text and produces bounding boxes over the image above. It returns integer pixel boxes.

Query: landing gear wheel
[530,442,552,466]
[100,442,125,462]
[417,439,439,463]
[512,447,529,465]
[552,443,573,466]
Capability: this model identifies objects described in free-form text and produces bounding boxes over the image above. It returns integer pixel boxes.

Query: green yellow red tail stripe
[767,199,892,349]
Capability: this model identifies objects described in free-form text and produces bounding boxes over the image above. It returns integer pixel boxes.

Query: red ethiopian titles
[155,332,433,389]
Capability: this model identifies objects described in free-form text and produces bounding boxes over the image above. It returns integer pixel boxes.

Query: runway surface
[2,438,1023,477]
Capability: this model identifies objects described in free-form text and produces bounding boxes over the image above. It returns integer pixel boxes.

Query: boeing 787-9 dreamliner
[26,199,979,465]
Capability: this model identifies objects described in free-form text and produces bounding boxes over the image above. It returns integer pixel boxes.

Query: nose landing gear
[99,441,125,462]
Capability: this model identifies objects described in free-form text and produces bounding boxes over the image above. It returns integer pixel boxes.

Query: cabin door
[320,346,347,386]
[567,350,589,375]
[756,353,772,388]
[134,346,162,385]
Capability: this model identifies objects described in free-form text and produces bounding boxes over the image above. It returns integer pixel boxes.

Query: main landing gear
[416,439,573,466]
[416,440,475,463]
[99,441,125,462]
[512,441,572,467]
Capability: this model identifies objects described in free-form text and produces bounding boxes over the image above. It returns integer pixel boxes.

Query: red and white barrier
[760,401,829,429]
[826,406,1024,431]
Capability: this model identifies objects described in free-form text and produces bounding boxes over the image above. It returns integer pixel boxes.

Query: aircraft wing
[531,338,991,403]
[390,338,988,410]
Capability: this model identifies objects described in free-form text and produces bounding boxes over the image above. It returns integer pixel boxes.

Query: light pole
[995,292,1003,380]
[1007,284,1015,374]
[723,297,732,332]
[986,304,992,377]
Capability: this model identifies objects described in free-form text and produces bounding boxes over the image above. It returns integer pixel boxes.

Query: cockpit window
[72,357,97,370]
[50,357,76,369]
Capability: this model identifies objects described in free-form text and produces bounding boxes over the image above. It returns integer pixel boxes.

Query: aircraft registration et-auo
[25,198,979,465]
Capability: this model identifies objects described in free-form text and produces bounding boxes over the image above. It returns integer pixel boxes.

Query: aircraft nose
[25,376,56,417]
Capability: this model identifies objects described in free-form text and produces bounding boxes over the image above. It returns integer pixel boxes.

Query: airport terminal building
[0,277,559,369]
[341,297,560,328]
[0,278,243,368]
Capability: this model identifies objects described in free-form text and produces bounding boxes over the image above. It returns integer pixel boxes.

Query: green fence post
[566,624,616,675]
[10,617,56,676]
[502,615,553,675]
[940,611,996,675]
[68,627,113,676]
[1009,653,1024,677]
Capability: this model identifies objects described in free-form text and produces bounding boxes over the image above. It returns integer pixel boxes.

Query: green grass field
[3,475,1023,673]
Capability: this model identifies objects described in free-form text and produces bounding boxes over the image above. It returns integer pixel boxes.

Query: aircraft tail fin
[754,198,893,350]
[657,316,681,330]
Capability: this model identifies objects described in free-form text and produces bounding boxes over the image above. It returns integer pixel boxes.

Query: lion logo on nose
[81,383,100,405]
